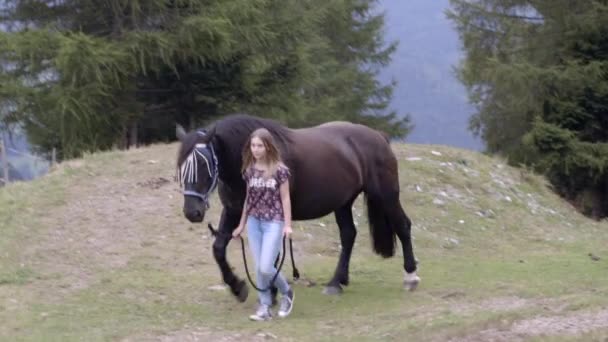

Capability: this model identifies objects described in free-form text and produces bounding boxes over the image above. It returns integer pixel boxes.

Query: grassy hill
[1,142,607,341]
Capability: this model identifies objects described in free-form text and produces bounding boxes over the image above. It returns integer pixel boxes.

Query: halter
[178,131,219,207]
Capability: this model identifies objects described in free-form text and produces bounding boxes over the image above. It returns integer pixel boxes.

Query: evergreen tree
[449,0,608,216]
[291,0,411,137]
[1,0,408,159]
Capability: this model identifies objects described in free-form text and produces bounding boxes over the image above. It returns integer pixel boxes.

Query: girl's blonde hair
[242,128,285,179]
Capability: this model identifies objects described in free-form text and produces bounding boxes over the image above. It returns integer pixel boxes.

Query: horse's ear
[201,125,216,143]
[208,125,216,138]
[176,124,187,141]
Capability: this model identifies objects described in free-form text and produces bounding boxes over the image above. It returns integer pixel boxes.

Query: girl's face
[250,136,266,161]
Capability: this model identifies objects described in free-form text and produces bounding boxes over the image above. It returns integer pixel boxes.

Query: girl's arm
[280,179,292,237]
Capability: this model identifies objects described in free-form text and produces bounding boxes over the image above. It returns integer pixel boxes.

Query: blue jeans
[247,215,291,306]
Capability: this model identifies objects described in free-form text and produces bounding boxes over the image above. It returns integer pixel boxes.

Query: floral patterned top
[243,165,290,222]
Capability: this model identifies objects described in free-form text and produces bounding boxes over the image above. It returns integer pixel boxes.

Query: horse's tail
[363,131,401,257]
[364,188,397,258]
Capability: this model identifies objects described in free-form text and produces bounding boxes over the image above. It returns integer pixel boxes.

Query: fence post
[51,148,57,167]
[0,134,8,185]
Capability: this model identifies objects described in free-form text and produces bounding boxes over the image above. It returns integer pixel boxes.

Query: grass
[1,142,608,341]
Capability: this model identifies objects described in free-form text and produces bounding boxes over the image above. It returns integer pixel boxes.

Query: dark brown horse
[176,114,419,302]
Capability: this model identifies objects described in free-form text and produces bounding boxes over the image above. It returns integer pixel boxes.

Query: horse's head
[176,125,218,223]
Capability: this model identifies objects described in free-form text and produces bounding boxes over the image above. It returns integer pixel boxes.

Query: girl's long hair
[242,128,284,179]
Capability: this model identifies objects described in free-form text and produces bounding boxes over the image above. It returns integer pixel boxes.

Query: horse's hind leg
[388,202,420,291]
[324,198,357,295]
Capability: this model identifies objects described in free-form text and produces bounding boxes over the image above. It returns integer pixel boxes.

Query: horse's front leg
[212,209,249,302]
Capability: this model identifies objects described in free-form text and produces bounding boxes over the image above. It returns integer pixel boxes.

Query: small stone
[295,278,317,287]
[431,150,442,156]
[415,185,423,192]
[442,237,460,249]
[406,157,422,161]
[208,285,227,291]
[432,198,446,206]
[256,333,277,339]
[318,222,326,227]
[458,220,464,224]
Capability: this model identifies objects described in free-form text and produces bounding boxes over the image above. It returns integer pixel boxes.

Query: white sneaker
[249,304,272,321]
[278,290,294,318]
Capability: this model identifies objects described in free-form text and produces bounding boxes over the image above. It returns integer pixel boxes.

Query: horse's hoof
[403,272,420,292]
[323,285,343,295]
[404,279,419,291]
[234,280,249,302]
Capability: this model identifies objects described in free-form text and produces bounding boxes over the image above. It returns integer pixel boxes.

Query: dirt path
[451,308,608,341]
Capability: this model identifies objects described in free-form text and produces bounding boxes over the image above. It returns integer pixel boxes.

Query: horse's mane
[177,114,294,169]
[215,114,294,159]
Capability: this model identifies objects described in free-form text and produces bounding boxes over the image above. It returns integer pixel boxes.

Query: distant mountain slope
[0,129,49,182]
[380,0,483,150]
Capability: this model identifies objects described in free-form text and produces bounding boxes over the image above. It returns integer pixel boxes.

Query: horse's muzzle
[184,209,205,223]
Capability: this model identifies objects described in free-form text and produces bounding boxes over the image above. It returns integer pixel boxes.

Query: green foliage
[448,0,608,217]
[0,0,408,159]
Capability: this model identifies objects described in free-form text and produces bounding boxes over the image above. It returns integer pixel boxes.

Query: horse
[176,114,420,303]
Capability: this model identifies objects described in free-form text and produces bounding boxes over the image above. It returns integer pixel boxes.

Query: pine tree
[449,0,608,217]
[293,0,411,136]
[1,0,408,159]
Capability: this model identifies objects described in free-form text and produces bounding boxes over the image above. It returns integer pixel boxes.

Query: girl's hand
[232,225,244,239]
[283,225,293,238]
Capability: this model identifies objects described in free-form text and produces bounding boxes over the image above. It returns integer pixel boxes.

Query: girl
[232,128,295,321]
